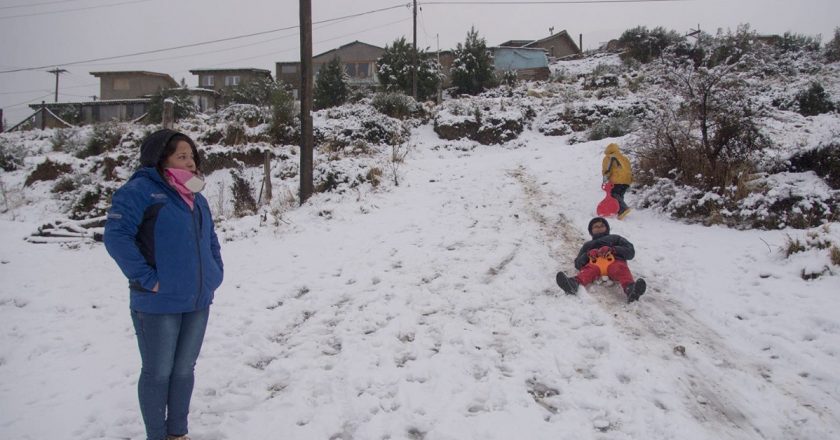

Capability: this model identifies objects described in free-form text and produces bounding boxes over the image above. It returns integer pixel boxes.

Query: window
[357,63,369,78]
[344,63,356,77]
[113,78,130,90]
[224,75,240,86]
[201,75,214,87]
[281,64,297,74]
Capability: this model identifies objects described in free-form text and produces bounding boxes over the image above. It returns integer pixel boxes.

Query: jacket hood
[139,128,200,169]
[605,143,620,155]
[588,216,610,237]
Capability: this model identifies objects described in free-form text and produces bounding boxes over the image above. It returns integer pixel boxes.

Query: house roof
[189,68,272,75]
[312,40,384,59]
[28,98,152,110]
[523,29,580,53]
[498,40,533,47]
[89,71,178,85]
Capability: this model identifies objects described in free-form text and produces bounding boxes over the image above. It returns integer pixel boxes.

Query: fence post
[163,98,175,129]
[0,108,4,132]
[41,101,47,130]
[262,150,272,205]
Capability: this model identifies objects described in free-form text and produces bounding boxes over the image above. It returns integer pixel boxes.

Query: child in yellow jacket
[602,143,633,219]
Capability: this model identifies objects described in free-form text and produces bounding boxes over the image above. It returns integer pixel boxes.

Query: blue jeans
[611,184,630,214]
[131,308,209,440]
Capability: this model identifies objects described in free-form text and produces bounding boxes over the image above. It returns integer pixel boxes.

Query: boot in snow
[624,278,646,303]
[556,272,580,295]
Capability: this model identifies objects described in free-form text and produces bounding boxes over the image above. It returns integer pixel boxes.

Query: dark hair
[156,134,202,173]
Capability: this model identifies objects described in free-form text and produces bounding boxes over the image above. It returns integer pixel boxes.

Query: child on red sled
[556,217,646,303]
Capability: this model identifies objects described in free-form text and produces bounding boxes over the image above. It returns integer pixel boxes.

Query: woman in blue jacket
[104,129,223,440]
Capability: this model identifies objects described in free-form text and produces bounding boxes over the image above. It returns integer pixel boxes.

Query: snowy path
[2,130,839,439]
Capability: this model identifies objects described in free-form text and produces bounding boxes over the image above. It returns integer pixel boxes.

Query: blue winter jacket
[104,167,224,313]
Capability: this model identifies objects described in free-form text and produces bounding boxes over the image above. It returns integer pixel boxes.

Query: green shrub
[314,57,349,110]
[371,92,421,119]
[51,128,77,152]
[588,114,636,141]
[825,27,840,62]
[797,82,835,116]
[618,25,684,64]
[147,89,197,123]
[269,84,298,144]
[78,123,124,159]
[0,138,26,171]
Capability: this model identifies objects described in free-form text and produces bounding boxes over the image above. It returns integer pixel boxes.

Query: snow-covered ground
[1,126,839,439]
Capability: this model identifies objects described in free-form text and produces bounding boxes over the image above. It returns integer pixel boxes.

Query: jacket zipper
[193,206,203,308]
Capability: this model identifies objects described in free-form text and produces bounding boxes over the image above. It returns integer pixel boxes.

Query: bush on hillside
[371,92,423,120]
[618,26,684,64]
[796,82,836,116]
[825,27,840,62]
[788,143,840,189]
[451,27,496,95]
[222,77,285,106]
[230,170,257,217]
[588,114,636,141]
[147,89,197,123]
[634,27,770,193]
[377,37,443,101]
[0,138,26,171]
[764,31,821,53]
[78,123,125,159]
[314,57,349,110]
[269,84,299,145]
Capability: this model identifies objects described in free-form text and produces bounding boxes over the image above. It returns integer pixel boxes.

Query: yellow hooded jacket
[602,143,633,185]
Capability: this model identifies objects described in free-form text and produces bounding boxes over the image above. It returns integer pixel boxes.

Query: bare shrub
[230,170,257,217]
[634,26,770,192]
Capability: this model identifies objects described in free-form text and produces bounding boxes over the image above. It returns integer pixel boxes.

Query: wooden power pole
[299,0,314,204]
[47,68,67,103]
[411,0,418,99]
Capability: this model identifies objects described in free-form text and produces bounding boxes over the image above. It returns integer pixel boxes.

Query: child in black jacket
[556,217,646,302]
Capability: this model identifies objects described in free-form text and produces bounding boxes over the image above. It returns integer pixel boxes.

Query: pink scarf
[165,168,200,210]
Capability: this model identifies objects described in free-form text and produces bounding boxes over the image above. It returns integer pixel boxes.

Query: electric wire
[0,0,151,20]
[0,0,96,11]
[0,2,411,74]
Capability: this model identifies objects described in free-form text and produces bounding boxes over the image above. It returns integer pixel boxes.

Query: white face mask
[184,174,206,193]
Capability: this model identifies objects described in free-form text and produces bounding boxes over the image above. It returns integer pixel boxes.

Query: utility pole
[299,0,314,204]
[46,68,67,103]
[411,0,418,99]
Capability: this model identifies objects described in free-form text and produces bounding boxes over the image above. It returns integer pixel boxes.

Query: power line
[207,17,413,68]
[0,3,410,74]
[0,0,101,11]
[3,92,54,109]
[74,17,354,68]
[420,0,688,4]
[0,0,151,20]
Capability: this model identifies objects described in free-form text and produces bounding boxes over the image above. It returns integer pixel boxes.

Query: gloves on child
[597,246,613,257]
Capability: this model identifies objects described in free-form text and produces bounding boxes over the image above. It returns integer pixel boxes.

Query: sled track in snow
[508,165,840,439]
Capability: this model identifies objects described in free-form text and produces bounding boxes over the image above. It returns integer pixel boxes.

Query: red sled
[596,182,620,217]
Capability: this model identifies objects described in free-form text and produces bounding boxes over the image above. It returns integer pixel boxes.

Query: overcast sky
[1,0,838,126]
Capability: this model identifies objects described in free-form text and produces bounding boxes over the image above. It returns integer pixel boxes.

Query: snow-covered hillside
[2,122,839,438]
[2,49,840,439]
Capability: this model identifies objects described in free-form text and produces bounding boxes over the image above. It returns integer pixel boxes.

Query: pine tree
[451,27,495,95]
[377,37,442,101]
[314,57,349,110]
[825,27,840,63]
